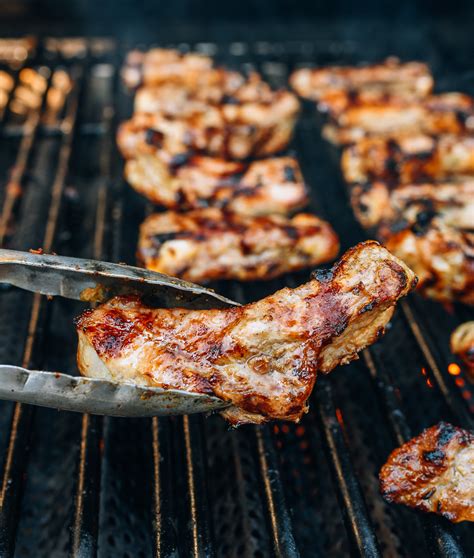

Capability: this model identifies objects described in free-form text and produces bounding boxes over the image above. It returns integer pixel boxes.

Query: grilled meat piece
[342,134,474,184]
[117,92,299,161]
[138,209,339,283]
[351,181,474,231]
[451,322,474,370]
[380,422,474,523]
[75,241,416,425]
[122,48,215,89]
[321,93,474,145]
[134,72,279,114]
[290,58,433,102]
[380,219,474,305]
[124,154,309,216]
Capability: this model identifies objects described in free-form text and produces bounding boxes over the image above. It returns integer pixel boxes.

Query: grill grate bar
[363,350,467,558]
[401,302,474,430]
[0,63,83,556]
[314,381,382,558]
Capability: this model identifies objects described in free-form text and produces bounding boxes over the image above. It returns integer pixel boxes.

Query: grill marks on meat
[451,321,474,370]
[341,134,474,185]
[290,58,433,102]
[75,241,416,425]
[351,181,474,231]
[124,154,309,215]
[137,208,339,283]
[380,422,474,523]
[380,219,474,305]
[321,92,474,145]
[117,91,300,161]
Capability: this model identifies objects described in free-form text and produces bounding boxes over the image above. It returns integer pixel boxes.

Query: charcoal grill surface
[0,27,472,558]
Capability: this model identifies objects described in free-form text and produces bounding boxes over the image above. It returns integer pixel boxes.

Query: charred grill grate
[0,33,472,558]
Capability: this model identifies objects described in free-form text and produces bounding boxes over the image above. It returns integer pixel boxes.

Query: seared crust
[117,92,299,161]
[341,134,474,184]
[75,241,416,425]
[351,181,474,231]
[138,208,339,283]
[124,154,309,216]
[450,322,474,370]
[380,422,474,523]
[381,219,474,305]
[290,58,433,101]
[321,92,474,145]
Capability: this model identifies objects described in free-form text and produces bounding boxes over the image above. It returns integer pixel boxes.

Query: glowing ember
[448,363,461,376]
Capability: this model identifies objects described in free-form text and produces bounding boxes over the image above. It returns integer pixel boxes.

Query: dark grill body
[0,27,472,558]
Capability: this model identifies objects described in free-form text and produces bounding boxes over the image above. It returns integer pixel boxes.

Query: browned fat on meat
[75,241,416,425]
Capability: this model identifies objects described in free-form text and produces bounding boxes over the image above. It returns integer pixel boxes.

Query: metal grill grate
[0,34,472,558]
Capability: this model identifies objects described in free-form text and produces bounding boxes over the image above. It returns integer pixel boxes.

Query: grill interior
[0,31,473,558]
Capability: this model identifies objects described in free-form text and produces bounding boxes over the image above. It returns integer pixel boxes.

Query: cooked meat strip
[122,48,215,89]
[124,154,309,216]
[451,322,474,370]
[342,134,474,184]
[138,208,339,283]
[290,58,433,102]
[75,241,416,425]
[134,72,279,114]
[351,181,474,231]
[321,92,474,145]
[117,90,299,161]
[380,422,474,523]
[380,218,474,305]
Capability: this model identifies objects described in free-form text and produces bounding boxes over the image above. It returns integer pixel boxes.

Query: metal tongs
[0,248,239,417]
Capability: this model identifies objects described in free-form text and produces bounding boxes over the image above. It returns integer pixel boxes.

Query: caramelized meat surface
[290,58,433,102]
[321,92,474,145]
[124,154,309,215]
[342,134,474,184]
[75,241,416,425]
[351,181,474,231]
[117,90,299,161]
[451,322,474,370]
[138,208,339,283]
[380,422,474,523]
[381,219,474,305]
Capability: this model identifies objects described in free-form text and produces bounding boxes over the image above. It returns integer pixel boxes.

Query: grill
[0,29,473,558]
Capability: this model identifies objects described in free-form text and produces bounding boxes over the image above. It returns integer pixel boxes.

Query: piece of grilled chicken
[380,218,474,305]
[125,154,309,216]
[380,422,474,523]
[117,91,299,161]
[122,48,215,89]
[290,58,433,102]
[321,92,474,145]
[351,181,474,231]
[342,134,474,184]
[451,322,474,371]
[138,208,339,283]
[75,241,417,425]
[134,72,281,114]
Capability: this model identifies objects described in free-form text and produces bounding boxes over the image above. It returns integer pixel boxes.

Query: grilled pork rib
[117,92,299,161]
[138,209,339,283]
[124,154,309,215]
[451,322,474,371]
[321,92,474,145]
[290,58,433,102]
[75,241,416,425]
[380,422,474,523]
[342,134,474,184]
[380,219,474,305]
[351,181,474,231]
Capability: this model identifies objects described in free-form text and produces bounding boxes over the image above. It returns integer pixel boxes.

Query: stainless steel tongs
[0,248,239,416]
